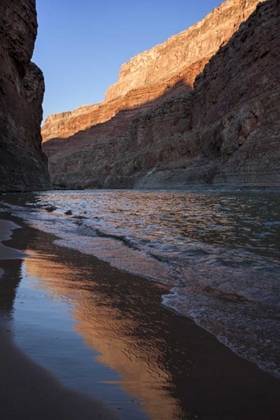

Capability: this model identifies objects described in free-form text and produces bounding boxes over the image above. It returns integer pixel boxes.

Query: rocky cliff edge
[44,0,280,190]
[42,0,260,144]
[0,0,50,192]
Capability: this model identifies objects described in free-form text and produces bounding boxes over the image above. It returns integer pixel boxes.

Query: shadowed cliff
[0,0,50,192]
[42,0,261,143]
[43,0,280,189]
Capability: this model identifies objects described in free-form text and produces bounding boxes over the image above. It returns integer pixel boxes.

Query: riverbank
[0,321,120,420]
[0,218,118,420]
[0,209,280,419]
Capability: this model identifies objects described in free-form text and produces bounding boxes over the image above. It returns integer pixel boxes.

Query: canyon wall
[43,0,280,190]
[104,0,262,102]
[42,0,260,144]
[0,0,50,192]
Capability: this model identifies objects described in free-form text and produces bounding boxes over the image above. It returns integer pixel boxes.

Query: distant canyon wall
[42,0,260,144]
[104,0,261,102]
[0,0,50,192]
[43,0,280,190]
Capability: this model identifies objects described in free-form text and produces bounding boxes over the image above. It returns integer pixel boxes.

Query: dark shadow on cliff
[43,77,194,159]
[43,0,280,190]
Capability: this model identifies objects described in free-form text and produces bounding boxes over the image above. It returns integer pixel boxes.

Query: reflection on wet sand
[8,224,280,420]
[0,219,27,315]
[24,249,180,420]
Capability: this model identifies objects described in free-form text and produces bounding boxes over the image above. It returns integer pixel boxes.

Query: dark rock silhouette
[0,0,50,192]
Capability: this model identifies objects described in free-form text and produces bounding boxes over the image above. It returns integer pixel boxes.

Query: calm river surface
[1,188,280,418]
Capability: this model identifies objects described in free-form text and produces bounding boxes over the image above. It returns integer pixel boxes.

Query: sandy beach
[0,321,120,420]
[0,218,118,420]
[1,210,280,419]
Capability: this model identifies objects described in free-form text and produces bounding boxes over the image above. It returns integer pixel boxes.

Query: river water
[2,189,280,378]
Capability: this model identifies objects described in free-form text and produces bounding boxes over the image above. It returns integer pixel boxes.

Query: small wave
[1,189,280,377]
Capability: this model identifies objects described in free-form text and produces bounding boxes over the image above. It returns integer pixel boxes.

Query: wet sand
[0,219,118,420]
[1,212,280,419]
[0,321,120,420]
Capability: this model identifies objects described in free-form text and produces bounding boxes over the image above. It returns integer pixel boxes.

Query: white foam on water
[2,189,280,377]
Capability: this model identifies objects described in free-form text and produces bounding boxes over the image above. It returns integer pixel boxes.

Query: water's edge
[1,189,280,379]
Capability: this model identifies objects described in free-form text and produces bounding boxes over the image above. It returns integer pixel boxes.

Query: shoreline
[1,209,280,419]
[0,217,118,420]
[0,321,118,420]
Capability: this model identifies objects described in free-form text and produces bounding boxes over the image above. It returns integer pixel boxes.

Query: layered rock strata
[43,0,280,190]
[0,0,50,192]
[104,0,262,102]
[42,0,260,143]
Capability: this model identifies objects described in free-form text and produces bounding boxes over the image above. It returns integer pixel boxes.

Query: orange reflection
[24,249,180,420]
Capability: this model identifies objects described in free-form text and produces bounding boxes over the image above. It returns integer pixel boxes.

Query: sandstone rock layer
[104,0,262,103]
[0,0,50,192]
[42,0,260,144]
[43,0,280,190]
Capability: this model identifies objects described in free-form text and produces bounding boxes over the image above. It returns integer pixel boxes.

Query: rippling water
[2,189,280,377]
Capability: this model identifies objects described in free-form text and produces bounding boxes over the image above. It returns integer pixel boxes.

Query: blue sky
[33,0,223,121]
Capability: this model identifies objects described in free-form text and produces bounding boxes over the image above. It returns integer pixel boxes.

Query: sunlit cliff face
[42,0,262,144]
[23,249,181,420]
